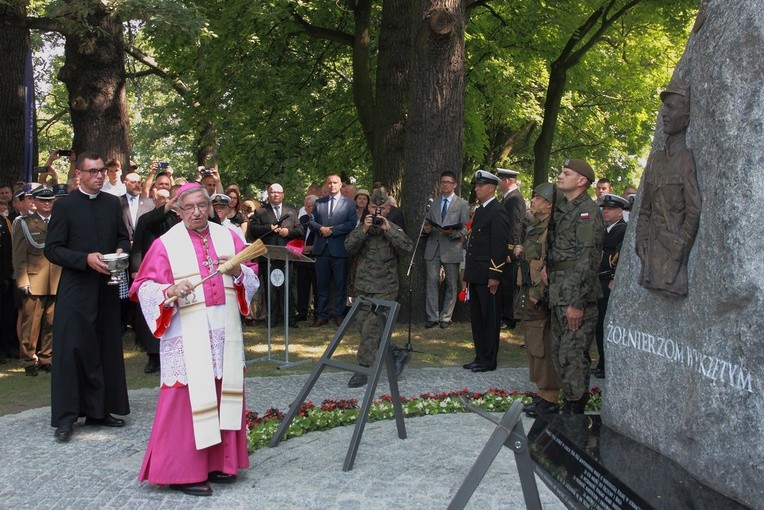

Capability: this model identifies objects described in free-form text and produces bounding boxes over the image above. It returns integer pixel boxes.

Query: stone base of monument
[528,414,748,510]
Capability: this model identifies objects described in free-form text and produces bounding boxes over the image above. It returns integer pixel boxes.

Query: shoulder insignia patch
[580,212,590,219]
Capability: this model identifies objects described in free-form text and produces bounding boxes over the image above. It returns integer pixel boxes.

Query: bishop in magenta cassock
[130,183,259,497]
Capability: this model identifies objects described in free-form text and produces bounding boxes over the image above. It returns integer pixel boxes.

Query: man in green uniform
[547,158,603,414]
[345,190,413,387]
[514,183,560,416]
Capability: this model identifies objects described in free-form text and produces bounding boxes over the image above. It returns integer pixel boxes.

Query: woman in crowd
[225,185,247,227]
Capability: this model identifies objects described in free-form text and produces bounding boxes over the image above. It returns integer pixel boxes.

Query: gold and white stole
[164,222,244,450]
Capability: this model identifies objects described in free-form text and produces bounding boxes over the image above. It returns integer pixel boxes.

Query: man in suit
[307,174,357,327]
[120,172,155,339]
[462,170,511,372]
[247,183,303,326]
[497,168,526,330]
[12,187,62,376]
[296,195,319,322]
[120,173,154,243]
[131,184,182,373]
[422,170,470,328]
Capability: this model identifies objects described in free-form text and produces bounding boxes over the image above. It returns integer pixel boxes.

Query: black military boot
[562,393,589,415]
[348,365,369,388]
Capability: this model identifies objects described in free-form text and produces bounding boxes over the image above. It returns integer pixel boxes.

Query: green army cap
[563,158,595,183]
[533,183,555,203]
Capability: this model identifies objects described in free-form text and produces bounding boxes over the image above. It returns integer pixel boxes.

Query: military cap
[32,187,56,200]
[659,78,691,102]
[563,158,595,183]
[210,193,231,206]
[533,183,556,203]
[355,188,371,201]
[496,168,519,178]
[52,183,69,197]
[472,169,500,186]
[14,186,33,199]
[598,193,630,209]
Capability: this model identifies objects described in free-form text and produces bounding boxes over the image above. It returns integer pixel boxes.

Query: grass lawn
[0,319,530,417]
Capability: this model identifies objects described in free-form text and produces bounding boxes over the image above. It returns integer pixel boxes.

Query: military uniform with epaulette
[463,171,511,372]
[548,160,603,413]
[11,188,62,374]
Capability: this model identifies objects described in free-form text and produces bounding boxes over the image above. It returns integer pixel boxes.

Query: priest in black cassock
[44,152,131,443]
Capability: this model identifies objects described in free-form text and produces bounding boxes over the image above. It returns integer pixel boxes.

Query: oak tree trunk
[58,2,131,168]
[372,0,412,198]
[400,0,467,323]
[0,0,29,184]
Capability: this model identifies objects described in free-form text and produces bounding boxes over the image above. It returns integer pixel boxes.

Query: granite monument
[603,3,763,508]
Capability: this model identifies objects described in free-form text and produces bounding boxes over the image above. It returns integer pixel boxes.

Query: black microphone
[425,197,434,211]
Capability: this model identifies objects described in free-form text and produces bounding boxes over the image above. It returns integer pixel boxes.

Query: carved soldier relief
[635,79,701,297]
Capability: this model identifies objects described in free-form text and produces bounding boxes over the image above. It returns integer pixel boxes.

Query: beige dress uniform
[12,212,62,368]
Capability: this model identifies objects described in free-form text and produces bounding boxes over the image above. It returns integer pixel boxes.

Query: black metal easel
[268,297,407,471]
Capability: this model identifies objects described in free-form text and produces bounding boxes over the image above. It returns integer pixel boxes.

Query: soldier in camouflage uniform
[548,158,603,414]
[514,183,560,416]
[345,190,413,387]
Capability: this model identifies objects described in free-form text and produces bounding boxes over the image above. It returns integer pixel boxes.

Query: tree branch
[124,43,191,97]
[0,12,65,34]
[290,8,354,46]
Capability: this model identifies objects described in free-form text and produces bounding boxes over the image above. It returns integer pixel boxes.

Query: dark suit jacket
[464,199,511,284]
[246,203,303,246]
[130,206,180,273]
[120,194,154,243]
[501,188,526,246]
[307,194,356,258]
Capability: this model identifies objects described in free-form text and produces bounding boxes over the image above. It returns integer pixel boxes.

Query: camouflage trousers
[550,304,598,401]
[356,290,398,367]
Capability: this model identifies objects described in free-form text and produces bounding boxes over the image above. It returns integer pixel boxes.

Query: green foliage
[464,0,696,190]
[26,0,695,198]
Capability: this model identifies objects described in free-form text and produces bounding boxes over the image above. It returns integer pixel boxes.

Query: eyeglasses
[180,202,211,213]
[440,180,456,185]
[83,168,107,176]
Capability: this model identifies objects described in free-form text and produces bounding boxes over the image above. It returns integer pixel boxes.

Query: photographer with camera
[513,183,561,416]
[198,166,223,196]
[344,190,413,388]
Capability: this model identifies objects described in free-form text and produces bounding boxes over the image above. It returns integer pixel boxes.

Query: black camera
[158,161,170,169]
[372,207,383,226]
[200,168,214,177]
[58,149,72,157]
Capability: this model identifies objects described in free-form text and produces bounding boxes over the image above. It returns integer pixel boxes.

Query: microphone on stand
[426,197,434,211]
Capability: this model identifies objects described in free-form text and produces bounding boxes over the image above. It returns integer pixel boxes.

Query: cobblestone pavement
[0,367,570,509]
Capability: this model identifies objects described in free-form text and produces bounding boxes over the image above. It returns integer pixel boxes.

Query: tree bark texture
[58,1,131,168]
[372,0,412,198]
[400,0,467,322]
[0,0,29,184]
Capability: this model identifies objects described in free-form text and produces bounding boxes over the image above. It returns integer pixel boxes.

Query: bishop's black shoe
[170,482,213,496]
[208,471,237,484]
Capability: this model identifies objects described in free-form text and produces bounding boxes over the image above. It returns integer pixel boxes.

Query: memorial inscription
[606,325,755,393]
[529,417,650,510]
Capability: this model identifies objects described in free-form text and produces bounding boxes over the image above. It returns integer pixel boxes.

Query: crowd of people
[0,149,639,496]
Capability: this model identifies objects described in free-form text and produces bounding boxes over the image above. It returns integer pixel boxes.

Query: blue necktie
[441,198,448,222]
